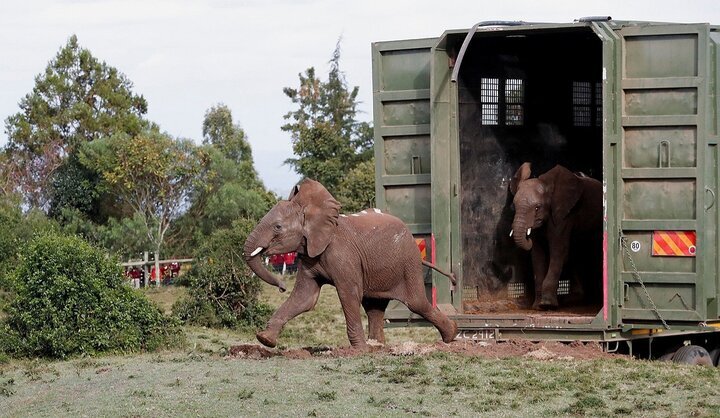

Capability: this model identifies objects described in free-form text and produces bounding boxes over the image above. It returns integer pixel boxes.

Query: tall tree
[79,130,207,265]
[282,41,374,198]
[201,103,262,190]
[203,104,253,165]
[3,34,148,212]
[169,105,275,256]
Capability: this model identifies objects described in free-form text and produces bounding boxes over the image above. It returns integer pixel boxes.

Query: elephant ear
[289,179,341,258]
[510,162,532,195]
[542,165,583,225]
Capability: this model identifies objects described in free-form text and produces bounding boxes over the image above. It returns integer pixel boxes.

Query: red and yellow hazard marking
[415,238,427,261]
[652,231,696,257]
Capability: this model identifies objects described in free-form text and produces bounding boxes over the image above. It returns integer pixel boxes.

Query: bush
[0,198,58,291]
[2,233,184,358]
[173,219,272,329]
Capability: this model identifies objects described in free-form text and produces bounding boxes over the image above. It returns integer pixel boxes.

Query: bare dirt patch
[227,339,615,361]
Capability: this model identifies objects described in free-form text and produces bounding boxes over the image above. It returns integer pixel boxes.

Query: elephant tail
[421,260,457,286]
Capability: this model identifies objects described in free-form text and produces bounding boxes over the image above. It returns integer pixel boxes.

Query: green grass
[141,285,189,316]
[2,277,720,416]
[1,350,720,417]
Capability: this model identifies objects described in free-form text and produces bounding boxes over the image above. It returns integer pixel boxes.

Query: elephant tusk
[250,247,264,257]
[509,230,513,237]
[526,228,532,237]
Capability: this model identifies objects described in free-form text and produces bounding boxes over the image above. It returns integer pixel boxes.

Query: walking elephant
[243,179,457,350]
[509,162,602,310]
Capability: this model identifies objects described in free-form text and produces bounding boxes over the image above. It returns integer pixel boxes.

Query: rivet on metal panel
[658,140,671,168]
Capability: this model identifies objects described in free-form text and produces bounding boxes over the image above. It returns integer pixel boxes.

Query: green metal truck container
[372,18,720,361]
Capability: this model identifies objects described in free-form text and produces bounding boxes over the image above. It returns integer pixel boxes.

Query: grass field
[1,277,720,417]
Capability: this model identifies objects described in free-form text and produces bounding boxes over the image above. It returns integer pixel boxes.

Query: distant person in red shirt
[283,252,297,274]
[269,254,284,273]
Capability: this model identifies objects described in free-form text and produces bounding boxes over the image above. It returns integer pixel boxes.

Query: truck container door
[372,38,438,320]
[613,23,717,324]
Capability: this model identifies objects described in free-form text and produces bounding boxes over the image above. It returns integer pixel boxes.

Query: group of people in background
[268,252,297,275]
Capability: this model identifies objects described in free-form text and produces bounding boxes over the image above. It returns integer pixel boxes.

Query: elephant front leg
[539,236,570,310]
[530,246,548,310]
[256,273,321,348]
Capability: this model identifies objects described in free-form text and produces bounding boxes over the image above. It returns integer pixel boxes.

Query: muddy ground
[227,339,615,361]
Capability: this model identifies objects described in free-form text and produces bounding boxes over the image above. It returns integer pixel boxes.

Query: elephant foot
[347,341,370,354]
[441,321,458,344]
[538,294,558,310]
[256,330,277,348]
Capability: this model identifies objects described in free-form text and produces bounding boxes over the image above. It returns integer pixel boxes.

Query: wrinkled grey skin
[243,179,458,350]
[509,163,602,310]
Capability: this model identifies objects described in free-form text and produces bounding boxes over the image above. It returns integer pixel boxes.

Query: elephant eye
[273,224,282,231]
[535,205,540,211]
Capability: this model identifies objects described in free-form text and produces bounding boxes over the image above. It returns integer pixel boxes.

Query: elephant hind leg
[362,298,389,344]
[403,295,457,343]
[401,266,457,343]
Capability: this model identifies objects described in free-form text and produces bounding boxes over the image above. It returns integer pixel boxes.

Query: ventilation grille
[463,280,571,301]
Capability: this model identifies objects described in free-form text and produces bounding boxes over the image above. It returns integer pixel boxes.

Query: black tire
[672,345,713,366]
[709,347,720,366]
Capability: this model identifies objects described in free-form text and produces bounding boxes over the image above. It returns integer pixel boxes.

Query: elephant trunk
[512,218,533,251]
[244,228,287,292]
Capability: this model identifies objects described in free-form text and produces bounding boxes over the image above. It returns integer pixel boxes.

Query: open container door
[371,38,442,321]
[612,23,717,326]
[440,21,610,330]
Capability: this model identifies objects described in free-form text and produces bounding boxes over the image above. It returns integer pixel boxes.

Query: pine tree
[281,40,374,204]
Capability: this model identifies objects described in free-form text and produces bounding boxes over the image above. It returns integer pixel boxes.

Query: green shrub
[2,233,184,358]
[173,219,272,329]
[0,198,58,291]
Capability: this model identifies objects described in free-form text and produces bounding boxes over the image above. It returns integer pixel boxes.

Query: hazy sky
[1,0,718,195]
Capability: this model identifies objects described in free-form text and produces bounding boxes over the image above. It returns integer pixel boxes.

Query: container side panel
[380,50,432,91]
[382,101,431,126]
[625,35,698,78]
[625,89,698,115]
[623,180,696,219]
[384,186,432,226]
[624,127,697,168]
[384,136,432,175]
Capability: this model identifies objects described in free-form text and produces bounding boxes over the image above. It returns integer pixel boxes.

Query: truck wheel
[709,347,720,366]
[672,345,713,366]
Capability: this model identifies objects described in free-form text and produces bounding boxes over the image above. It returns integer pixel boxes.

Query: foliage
[173,219,272,329]
[334,160,376,212]
[58,209,151,260]
[0,198,58,290]
[48,157,102,220]
[2,34,148,211]
[202,182,273,230]
[189,145,274,231]
[282,40,375,204]
[0,233,183,358]
[48,156,129,224]
[79,129,207,256]
[168,105,275,256]
[202,104,254,167]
